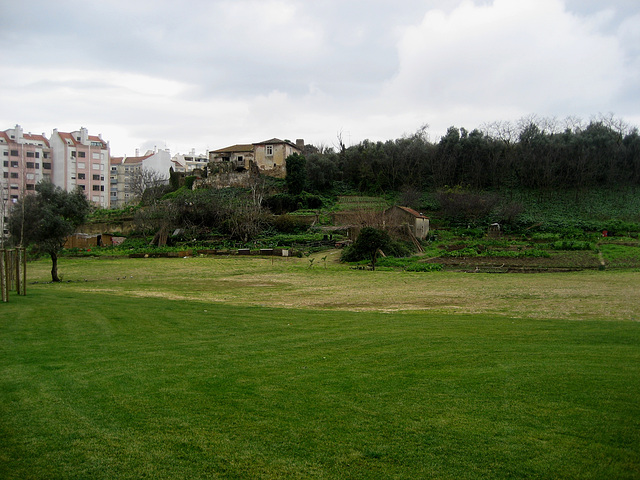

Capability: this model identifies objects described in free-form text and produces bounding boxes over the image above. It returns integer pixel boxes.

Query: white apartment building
[50,127,110,208]
[171,149,208,173]
[110,149,172,208]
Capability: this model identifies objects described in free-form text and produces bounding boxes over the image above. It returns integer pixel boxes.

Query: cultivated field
[1,254,639,479]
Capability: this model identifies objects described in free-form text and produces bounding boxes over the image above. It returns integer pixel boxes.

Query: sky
[1,0,639,157]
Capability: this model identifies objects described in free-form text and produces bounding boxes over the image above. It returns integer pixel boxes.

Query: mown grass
[1,257,639,479]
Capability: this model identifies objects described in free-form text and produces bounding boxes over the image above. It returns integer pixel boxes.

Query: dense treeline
[304,115,640,193]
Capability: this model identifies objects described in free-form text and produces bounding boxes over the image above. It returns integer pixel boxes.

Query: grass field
[1,255,639,479]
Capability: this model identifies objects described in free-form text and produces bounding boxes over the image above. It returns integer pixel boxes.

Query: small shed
[383,206,430,240]
[64,233,115,249]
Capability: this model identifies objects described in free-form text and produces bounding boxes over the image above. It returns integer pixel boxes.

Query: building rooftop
[210,144,254,154]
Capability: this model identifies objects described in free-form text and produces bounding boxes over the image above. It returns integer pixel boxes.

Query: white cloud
[0,0,638,154]
[384,0,626,132]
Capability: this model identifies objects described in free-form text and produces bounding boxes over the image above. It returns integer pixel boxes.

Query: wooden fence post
[14,249,21,295]
[20,247,26,296]
[1,249,8,303]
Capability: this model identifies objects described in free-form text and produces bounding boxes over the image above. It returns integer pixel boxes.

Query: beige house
[383,206,430,240]
[252,138,304,178]
[208,138,304,179]
[208,144,254,171]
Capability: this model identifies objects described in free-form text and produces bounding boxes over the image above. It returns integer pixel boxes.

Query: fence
[1,248,27,302]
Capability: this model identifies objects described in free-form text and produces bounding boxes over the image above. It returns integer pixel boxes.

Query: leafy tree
[8,182,91,282]
[285,153,307,195]
[342,227,392,270]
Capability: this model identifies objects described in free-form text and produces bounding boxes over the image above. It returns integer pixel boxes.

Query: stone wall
[76,220,135,235]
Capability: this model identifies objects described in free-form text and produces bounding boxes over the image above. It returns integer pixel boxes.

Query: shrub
[405,263,443,272]
[550,240,595,251]
[270,215,309,234]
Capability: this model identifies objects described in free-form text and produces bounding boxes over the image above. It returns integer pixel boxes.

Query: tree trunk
[50,251,61,282]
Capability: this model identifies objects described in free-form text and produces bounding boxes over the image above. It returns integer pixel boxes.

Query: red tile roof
[210,144,254,154]
[253,138,299,149]
[392,206,429,219]
[55,131,106,148]
[0,130,50,147]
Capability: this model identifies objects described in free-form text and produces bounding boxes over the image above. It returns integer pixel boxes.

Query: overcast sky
[1,0,639,157]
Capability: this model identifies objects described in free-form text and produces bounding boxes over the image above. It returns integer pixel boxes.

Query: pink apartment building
[1,125,52,237]
[50,127,110,209]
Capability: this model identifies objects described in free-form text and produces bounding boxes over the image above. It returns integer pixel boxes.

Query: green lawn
[1,257,639,479]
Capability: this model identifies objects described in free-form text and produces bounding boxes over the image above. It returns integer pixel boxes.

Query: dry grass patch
[24,254,640,321]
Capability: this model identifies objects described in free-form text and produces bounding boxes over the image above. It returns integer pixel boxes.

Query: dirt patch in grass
[25,255,640,321]
[427,251,605,273]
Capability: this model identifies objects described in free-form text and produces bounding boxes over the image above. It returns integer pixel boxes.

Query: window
[10,150,18,156]
[26,162,35,169]
[3,161,7,166]
[3,152,7,156]
[43,153,48,159]
[10,172,18,178]
[10,184,19,190]
[26,184,35,191]
[93,153,101,159]
[27,174,35,180]
[101,185,105,191]
[11,161,18,168]
[92,174,100,180]
[35,152,40,158]
[92,185,100,191]
[2,172,7,178]
[78,151,86,158]
[27,151,35,158]
[266,145,273,156]
[43,162,51,170]
[92,163,100,170]
[35,163,40,169]
[71,151,76,157]
[78,162,85,169]
[78,185,85,190]
[78,173,86,180]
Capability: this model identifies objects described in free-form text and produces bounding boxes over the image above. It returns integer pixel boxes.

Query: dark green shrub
[184,176,197,190]
[550,240,595,251]
[270,215,309,234]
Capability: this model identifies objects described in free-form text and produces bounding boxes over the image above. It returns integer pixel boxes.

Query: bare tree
[226,200,268,242]
[248,163,268,208]
[130,167,169,204]
[563,115,585,133]
[335,130,346,154]
[595,112,633,139]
